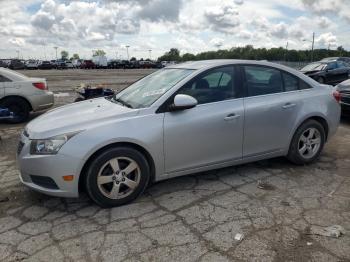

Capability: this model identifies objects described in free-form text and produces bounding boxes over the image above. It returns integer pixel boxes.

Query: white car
[0,67,54,123]
[25,60,38,70]
[65,61,74,69]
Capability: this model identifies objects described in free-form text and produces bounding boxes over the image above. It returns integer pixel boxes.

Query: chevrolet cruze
[17,60,341,207]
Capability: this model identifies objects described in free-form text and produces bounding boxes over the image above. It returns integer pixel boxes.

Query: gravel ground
[0,69,350,261]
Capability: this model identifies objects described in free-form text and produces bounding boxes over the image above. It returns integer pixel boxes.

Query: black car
[8,59,26,70]
[301,60,350,85]
[321,57,350,65]
[56,61,67,69]
[336,79,350,116]
[38,61,54,70]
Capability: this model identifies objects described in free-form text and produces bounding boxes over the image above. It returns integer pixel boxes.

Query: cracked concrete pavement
[0,70,350,261]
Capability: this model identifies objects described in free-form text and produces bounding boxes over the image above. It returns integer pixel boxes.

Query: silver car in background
[17,60,341,207]
[0,67,54,123]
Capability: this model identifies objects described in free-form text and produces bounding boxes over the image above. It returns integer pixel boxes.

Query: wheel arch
[290,115,329,145]
[78,142,156,194]
[0,95,33,111]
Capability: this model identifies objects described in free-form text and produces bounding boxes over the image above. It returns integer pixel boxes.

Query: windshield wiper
[114,97,133,109]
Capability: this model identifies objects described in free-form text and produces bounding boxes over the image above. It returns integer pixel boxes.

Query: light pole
[16,50,19,59]
[125,45,130,60]
[148,49,152,60]
[284,41,288,62]
[54,46,58,60]
[302,32,315,62]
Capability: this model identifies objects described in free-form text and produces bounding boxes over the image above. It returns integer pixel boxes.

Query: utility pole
[311,32,315,62]
[125,45,130,60]
[148,49,152,60]
[284,41,288,62]
[54,46,58,60]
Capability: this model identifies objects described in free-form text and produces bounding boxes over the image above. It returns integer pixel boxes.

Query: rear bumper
[29,91,54,111]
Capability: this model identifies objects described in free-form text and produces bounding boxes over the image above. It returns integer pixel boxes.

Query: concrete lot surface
[0,69,349,261]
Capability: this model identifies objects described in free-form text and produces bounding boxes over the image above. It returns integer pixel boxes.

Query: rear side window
[0,74,11,82]
[282,73,299,92]
[299,79,312,89]
[244,66,283,96]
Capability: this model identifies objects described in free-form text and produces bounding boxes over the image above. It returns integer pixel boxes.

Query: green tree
[72,53,80,60]
[61,50,69,60]
[93,49,106,56]
[158,48,181,62]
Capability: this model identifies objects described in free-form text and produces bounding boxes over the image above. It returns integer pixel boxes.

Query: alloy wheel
[298,127,321,159]
[97,157,141,199]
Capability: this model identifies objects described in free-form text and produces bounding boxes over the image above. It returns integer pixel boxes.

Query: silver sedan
[17,60,341,207]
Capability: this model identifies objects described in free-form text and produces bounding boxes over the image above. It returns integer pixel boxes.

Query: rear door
[242,65,301,157]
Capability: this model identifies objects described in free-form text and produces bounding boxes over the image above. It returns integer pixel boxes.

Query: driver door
[163,66,244,174]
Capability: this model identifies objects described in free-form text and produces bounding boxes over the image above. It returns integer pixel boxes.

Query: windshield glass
[301,63,327,71]
[111,68,194,109]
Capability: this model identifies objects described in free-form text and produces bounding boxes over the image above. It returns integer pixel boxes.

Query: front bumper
[16,132,81,198]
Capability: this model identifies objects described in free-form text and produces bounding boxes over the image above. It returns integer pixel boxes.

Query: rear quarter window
[299,79,312,90]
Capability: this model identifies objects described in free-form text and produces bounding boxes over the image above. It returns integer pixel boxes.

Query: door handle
[282,103,296,109]
[224,113,240,121]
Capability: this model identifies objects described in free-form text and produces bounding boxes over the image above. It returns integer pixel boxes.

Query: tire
[85,147,150,208]
[316,76,325,84]
[0,97,30,123]
[287,120,325,165]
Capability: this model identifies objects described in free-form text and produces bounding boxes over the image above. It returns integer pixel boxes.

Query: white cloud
[0,0,349,59]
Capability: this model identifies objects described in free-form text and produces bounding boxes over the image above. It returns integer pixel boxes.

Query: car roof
[166,59,295,70]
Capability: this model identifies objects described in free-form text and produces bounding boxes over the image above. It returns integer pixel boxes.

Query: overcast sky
[0,0,349,60]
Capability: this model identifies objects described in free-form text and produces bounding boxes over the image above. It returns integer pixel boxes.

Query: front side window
[244,66,283,96]
[327,62,337,70]
[178,66,238,104]
[111,68,194,109]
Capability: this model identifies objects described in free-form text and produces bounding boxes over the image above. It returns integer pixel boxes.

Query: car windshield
[301,63,327,71]
[110,68,194,109]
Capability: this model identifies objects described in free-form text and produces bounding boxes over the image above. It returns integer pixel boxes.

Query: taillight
[333,90,341,103]
[32,82,47,90]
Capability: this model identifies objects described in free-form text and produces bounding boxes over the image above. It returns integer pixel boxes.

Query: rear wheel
[0,97,30,123]
[85,147,150,208]
[287,120,325,165]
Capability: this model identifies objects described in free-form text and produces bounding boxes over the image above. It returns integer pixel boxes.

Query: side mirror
[169,94,198,111]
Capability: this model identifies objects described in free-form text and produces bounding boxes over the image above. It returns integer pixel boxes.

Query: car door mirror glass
[170,94,198,111]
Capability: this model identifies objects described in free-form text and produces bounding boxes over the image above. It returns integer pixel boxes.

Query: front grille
[17,141,24,155]
[30,175,59,190]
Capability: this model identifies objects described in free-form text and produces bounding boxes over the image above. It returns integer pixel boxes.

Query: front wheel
[85,147,150,208]
[287,120,325,165]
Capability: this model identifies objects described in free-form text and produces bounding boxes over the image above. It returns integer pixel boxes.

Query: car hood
[26,98,138,139]
[301,69,321,75]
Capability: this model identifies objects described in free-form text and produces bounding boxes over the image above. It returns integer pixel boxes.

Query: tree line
[158,46,350,63]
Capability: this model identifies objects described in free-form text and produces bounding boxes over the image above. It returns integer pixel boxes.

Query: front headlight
[30,131,81,155]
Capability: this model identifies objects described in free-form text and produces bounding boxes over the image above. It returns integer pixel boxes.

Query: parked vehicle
[301,60,350,85]
[80,60,96,69]
[25,60,38,70]
[56,61,67,70]
[65,61,74,69]
[9,59,26,70]
[17,60,340,207]
[0,68,54,123]
[38,61,54,70]
[92,56,108,68]
[107,60,120,69]
[72,59,82,68]
[0,60,9,68]
[321,57,350,65]
[336,79,350,116]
